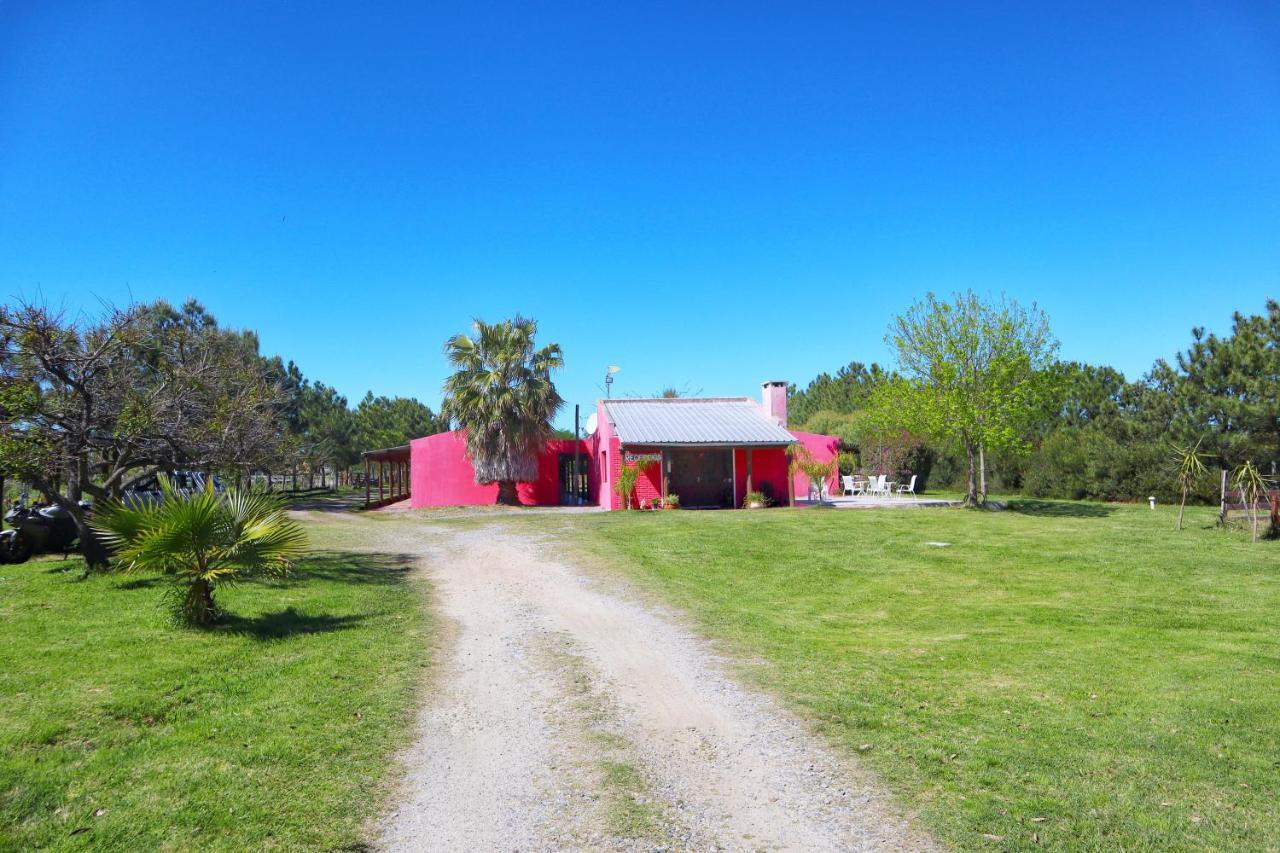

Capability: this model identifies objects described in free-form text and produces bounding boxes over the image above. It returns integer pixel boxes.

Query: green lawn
[570,501,1280,850]
[0,522,430,851]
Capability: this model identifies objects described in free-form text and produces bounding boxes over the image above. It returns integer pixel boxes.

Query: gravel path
[364,516,936,852]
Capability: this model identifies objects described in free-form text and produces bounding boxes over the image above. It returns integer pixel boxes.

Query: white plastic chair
[897,474,918,498]
[868,474,886,496]
[841,475,856,496]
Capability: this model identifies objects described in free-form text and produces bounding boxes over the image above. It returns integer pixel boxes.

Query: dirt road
[359,516,934,851]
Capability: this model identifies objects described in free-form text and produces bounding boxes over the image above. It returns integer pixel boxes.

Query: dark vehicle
[0,500,90,563]
[123,471,223,507]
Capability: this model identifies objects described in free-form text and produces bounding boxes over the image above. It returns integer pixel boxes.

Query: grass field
[0,519,430,851]
[571,501,1280,850]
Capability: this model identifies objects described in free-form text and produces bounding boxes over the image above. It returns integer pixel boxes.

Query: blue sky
[2,1,1277,429]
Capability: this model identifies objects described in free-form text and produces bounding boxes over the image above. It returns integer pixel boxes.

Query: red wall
[410,430,586,508]
[732,446,790,507]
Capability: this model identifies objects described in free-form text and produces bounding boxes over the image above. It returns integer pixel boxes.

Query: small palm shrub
[788,443,836,503]
[1172,439,1209,531]
[614,463,644,510]
[94,481,307,626]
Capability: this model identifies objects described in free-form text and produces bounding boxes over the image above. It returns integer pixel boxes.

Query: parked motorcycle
[0,500,90,564]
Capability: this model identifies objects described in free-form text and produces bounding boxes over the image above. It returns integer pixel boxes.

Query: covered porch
[650,444,793,509]
[362,445,411,509]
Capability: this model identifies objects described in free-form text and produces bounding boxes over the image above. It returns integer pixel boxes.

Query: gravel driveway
[358,516,936,851]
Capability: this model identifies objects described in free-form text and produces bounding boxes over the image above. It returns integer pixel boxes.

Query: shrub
[94,480,307,627]
[613,462,648,509]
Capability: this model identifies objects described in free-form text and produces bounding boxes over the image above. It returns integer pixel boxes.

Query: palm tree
[1172,439,1208,530]
[1232,461,1268,543]
[441,317,564,505]
[94,480,307,626]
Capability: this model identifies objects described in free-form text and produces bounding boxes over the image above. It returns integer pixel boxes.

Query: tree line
[789,295,1278,507]
[0,298,440,564]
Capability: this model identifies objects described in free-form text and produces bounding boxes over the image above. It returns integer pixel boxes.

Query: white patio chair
[841,475,856,496]
[897,474,918,498]
[868,474,886,496]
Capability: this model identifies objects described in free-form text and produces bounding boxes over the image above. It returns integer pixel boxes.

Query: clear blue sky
[2,2,1277,429]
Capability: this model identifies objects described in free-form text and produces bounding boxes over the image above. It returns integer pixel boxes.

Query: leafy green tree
[95,480,307,626]
[353,392,440,452]
[1155,300,1280,469]
[788,362,891,425]
[0,299,288,567]
[441,317,564,505]
[881,291,1058,506]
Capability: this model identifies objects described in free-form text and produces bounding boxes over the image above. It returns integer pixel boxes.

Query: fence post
[1220,468,1228,523]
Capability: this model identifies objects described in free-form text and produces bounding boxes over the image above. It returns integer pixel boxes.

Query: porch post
[364,457,370,508]
[745,448,753,497]
[379,461,385,503]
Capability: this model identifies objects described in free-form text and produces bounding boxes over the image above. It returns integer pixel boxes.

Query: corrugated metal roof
[603,398,796,445]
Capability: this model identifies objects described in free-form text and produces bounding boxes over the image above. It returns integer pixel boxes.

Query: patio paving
[796,494,956,509]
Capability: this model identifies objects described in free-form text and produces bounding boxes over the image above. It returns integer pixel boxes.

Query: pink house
[404,380,839,510]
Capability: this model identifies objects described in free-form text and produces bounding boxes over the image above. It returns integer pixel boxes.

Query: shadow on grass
[255,550,418,587]
[1005,499,1116,518]
[285,490,367,512]
[112,551,415,591]
[116,576,165,590]
[218,606,372,640]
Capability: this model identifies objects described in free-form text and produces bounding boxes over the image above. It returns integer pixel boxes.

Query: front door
[558,453,588,505]
[666,448,733,508]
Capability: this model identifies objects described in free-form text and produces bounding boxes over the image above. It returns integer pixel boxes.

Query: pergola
[362,445,411,509]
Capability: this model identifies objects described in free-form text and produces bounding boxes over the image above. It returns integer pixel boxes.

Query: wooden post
[1220,468,1228,523]
[573,404,582,505]
[661,451,668,500]
[745,447,753,502]
[364,458,370,508]
[379,461,385,503]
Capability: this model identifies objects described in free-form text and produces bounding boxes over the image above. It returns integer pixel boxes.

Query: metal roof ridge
[604,396,755,404]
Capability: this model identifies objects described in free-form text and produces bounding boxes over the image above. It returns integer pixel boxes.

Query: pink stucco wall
[789,429,840,498]
[404,401,840,510]
[409,430,586,507]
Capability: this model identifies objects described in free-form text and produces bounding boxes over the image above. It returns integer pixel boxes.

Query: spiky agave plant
[1172,439,1208,530]
[94,479,307,626]
[441,317,564,505]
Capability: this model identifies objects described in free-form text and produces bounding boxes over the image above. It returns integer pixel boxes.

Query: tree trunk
[1177,490,1187,531]
[977,443,987,505]
[78,521,111,575]
[495,481,520,506]
[184,577,219,627]
[964,444,978,507]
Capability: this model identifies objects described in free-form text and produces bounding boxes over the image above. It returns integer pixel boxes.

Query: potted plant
[663,493,680,510]
[743,489,770,509]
